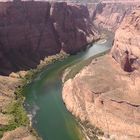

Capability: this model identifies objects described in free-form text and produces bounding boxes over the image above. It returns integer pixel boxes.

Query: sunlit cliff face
[62,7,140,140]
[111,9,140,72]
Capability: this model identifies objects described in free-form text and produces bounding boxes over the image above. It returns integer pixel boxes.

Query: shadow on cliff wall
[0,0,95,75]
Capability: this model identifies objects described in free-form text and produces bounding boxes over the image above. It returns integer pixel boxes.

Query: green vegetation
[64,50,110,82]
[0,51,69,138]
[23,50,69,85]
[0,48,106,138]
[0,87,29,138]
[8,88,29,127]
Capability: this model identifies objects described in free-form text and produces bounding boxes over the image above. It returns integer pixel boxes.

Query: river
[24,33,113,140]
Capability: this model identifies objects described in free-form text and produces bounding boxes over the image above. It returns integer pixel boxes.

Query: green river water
[24,34,113,140]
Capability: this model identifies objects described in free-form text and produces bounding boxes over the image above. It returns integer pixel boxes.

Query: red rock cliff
[0,1,96,75]
[88,2,138,31]
[111,9,140,72]
[62,9,140,140]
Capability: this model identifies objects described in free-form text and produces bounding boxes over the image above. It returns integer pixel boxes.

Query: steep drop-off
[0,1,96,75]
[111,9,140,72]
[88,2,138,31]
[62,9,140,140]
[0,1,98,139]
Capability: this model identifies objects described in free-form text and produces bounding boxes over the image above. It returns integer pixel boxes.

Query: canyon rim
[0,0,140,140]
[62,3,140,140]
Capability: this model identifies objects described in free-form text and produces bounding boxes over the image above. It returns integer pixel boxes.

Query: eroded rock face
[62,10,140,139]
[63,55,140,140]
[111,9,140,72]
[88,2,138,31]
[0,1,96,75]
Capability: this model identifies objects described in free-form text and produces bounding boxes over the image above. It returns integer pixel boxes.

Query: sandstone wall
[62,9,140,139]
[63,55,140,140]
[88,2,138,31]
[111,9,140,72]
[0,1,96,75]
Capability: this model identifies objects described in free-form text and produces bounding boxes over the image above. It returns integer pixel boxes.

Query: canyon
[0,0,139,75]
[0,0,140,140]
[0,0,96,75]
[62,7,140,140]
[88,2,137,31]
[0,1,96,139]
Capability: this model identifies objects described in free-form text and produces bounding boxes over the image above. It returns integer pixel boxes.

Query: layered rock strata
[111,10,140,72]
[88,2,138,31]
[0,1,96,75]
[62,10,140,140]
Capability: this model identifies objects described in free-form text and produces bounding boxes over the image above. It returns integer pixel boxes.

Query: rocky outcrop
[88,2,138,31]
[1,127,37,140]
[62,10,140,140]
[63,55,140,140]
[0,74,39,140]
[0,1,96,75]
[111,10,140,72]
